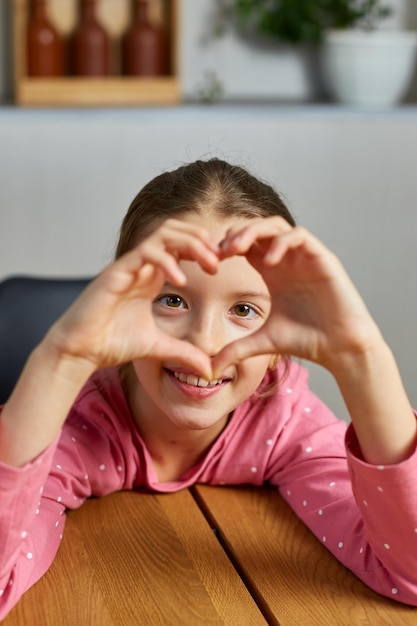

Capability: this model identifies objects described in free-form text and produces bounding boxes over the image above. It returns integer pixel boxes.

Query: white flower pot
[322,29,417,107]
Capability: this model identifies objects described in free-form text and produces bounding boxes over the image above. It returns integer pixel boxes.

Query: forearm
[0,340,95,467]
[331,337,417,465]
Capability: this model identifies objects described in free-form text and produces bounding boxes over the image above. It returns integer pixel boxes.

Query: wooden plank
[17,77,180,107]
[2,491,266,625]
[193,485,417,625]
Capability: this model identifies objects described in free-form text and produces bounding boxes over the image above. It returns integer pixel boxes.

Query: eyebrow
[228,291,271,303]
[162,282,271,302]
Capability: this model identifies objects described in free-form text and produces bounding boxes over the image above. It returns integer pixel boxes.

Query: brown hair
[115,158,295,259]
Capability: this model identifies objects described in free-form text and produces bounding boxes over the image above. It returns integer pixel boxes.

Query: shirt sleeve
[0,403,126,620]
[345,422,417,604]
[264,378,417,606]
[0,435,65,620]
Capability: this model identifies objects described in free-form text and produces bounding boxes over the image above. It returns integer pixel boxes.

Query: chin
[171,416,219,431]
[167,406,227,431]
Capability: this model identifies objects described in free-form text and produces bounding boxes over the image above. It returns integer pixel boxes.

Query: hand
[46,219,220,378]
[211,217,381,377]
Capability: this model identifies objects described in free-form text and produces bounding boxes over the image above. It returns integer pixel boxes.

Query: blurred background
[1,0,417,421]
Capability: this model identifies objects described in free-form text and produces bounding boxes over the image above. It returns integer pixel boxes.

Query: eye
[157,294,187,309]
[232,303,258,319]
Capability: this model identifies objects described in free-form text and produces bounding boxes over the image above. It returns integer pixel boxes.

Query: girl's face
[130,213,274,437]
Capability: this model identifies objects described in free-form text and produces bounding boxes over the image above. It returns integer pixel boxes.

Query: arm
[0,344,95,467]
[0,397,127,620]
[0,219,218,467]
[0,218,219,616]
[263,373,417,606]
[213,217,417,465]
[330,335,416,465]
[212,217,417,601]
[0,442,66,620]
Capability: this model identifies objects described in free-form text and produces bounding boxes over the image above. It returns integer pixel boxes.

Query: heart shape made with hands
[103,216,360,381]
[151,237,287,381]
[152,216,366,381]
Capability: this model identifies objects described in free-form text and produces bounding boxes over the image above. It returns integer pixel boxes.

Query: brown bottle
[70,0,112,76]
[122,0,169,76]
[27,0,64,77]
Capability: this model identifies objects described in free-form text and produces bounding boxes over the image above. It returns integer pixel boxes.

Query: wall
[1,105,417,423]
[0,1,417,422]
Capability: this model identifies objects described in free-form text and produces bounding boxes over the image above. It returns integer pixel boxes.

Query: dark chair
[0,276,91,404]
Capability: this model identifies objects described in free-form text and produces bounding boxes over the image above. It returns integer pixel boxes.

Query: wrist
[328,336,416,465]
[323,322,386,383]
[0,340,96,467]
[34,334,98,386]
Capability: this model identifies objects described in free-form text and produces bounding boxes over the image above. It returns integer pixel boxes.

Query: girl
[1,158,417,617]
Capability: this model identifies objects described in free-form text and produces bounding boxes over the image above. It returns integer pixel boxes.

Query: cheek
[238,354,271,391]
[131,359,160,389]
[152,313,187,339]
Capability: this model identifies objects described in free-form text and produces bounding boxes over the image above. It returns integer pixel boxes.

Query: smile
[173,371,224,388]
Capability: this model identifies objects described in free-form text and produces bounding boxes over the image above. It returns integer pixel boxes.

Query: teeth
[174,372,223,387]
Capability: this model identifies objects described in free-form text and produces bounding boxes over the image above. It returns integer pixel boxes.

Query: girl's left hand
[211,217,382,377]
[211,216,417,467]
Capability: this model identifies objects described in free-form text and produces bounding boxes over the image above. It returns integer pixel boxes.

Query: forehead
[181,211,252,241]
[178,212,269,295]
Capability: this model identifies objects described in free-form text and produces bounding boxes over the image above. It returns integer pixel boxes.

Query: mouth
[164,367,231,397]
[173,371,225,388]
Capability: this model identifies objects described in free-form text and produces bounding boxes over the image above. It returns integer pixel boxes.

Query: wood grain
[193,485,417,625]
[16,77,181,107]
[2,490,266,625]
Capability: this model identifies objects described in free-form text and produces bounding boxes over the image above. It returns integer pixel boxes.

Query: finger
[155,219,221,271]
[111,236,219,291]
[163,218,220,255]
[150,334,213,380]
[211,330,276,379]
[138,228,220,275]
[89,260,164,302]
[262,227,323,265]
[219,217,293,258]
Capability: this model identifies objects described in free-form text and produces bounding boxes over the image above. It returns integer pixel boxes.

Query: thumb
[211,331,275,378]
[151,334,213,381]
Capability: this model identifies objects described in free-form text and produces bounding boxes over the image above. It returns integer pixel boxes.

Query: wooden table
[193,485,417,625]
[3,487,416,625]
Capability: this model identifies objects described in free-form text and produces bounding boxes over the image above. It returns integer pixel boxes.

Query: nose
[184,311,227,357]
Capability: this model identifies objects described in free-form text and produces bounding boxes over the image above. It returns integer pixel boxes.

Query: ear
[268,354,281,371]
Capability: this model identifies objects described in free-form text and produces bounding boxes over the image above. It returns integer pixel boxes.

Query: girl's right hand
[0,220,220,466]
[47,219,220,379]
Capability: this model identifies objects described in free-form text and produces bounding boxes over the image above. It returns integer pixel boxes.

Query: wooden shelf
[15,76,180,107]
[13,0,181,107]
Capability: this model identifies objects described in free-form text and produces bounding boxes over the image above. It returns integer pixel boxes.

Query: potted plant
[321,2,417,107]
[218,0,386,45]
[218,0,417,107]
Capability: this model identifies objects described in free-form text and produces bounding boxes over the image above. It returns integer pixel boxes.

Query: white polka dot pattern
[1,363,417,616]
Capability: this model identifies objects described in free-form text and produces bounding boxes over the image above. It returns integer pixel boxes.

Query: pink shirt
[1,362,417,618]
